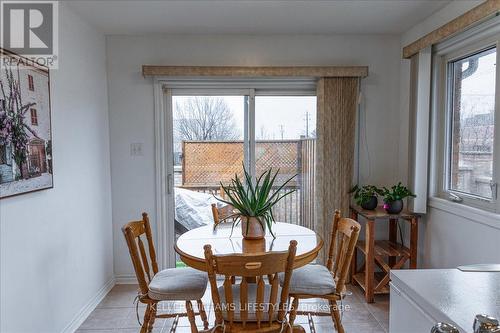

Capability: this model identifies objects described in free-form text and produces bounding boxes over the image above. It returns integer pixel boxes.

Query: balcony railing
[177,137,316,229]
[176,184,301,225]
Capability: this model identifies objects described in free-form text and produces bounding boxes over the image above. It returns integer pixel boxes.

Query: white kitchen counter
[389,269,500,333]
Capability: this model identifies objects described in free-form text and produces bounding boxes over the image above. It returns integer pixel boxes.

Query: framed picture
[0,48,53,199]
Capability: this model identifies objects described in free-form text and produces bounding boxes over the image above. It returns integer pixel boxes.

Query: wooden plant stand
[350,205,420,303]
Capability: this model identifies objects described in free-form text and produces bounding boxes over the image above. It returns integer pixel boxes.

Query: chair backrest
[122,213,159,296]
[326,210,360,294]
[211,203,234,227]
[204,240,297,329]
[211,203,221,226]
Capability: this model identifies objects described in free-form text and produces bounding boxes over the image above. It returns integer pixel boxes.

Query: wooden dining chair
[204,240,298,332]
[211,203,236,228]
[122,213,209,333]
[284,210,360,333]
[212,185,236,229]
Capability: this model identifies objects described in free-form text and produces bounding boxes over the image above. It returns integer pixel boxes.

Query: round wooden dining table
[175,222,323,271]
[175,222,323,333]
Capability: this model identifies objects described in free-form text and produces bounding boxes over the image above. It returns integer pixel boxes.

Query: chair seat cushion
[217,283,282,322]
[148,267,208,301]
[280,264,336,295]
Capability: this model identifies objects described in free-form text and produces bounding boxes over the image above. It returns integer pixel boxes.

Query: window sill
[428,197,500,231]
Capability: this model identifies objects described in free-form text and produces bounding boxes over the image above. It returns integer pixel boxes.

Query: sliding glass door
[255,96,316,226]
[167,89,316,267]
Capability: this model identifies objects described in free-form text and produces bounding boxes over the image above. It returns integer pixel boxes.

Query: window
[30,108,38,125]
[447,48,496,199]
[434,21,500,210]
[28,74,34,91]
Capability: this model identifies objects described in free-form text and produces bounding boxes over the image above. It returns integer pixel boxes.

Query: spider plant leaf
[266,173,297,203]
[215,166,298,236]
[243,165,257,205]
[243,217,260,236]
[220,213,240,222]
[257,169,274,206]
[230,218,241,237]
[268,208,275,220]
[264,216,276,238]
[255,217,266,234]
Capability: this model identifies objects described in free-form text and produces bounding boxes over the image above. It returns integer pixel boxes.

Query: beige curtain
[315,77,359,262]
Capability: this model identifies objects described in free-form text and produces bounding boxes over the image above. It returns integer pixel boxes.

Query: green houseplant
[382,182,416,214]
[349,185,384,210]
[216,166,296,239]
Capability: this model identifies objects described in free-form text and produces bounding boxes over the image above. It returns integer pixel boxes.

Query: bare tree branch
[175,97,239,141]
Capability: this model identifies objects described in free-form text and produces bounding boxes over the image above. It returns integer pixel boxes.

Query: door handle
[167,174,173,194]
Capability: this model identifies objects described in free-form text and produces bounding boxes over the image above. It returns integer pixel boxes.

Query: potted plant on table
[216,166,296,240]
[349,185,384,210]
[382,182,416,214]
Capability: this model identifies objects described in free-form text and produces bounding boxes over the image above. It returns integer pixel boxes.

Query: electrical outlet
[130,143,143,156]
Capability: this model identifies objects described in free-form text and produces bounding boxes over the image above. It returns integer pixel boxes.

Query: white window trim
[428,197,500,231]
[431,15,500,213]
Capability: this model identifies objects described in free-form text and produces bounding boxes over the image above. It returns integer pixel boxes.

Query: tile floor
[77,284,389,333]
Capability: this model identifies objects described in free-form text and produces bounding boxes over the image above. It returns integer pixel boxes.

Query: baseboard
[61,276,116,333]
[115,274,138,284]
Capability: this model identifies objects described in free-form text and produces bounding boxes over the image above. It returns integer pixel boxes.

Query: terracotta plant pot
[361,196,378,210]
[384,199,403,214]
[241,216,266,240]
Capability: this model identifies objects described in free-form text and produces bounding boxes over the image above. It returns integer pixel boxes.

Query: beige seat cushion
[279,264,336,296]
[217,283,283,322]
[148,267,208,301]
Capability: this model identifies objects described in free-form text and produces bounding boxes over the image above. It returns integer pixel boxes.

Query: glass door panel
[255,96,317,226]
[172,95,246,267]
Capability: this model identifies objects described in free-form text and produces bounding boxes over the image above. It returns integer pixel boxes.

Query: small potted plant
[382,182,416,214]
[217,166,296,239]
[349,185,384,210]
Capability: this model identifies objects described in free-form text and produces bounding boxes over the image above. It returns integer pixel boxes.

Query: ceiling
[68,0,451,35]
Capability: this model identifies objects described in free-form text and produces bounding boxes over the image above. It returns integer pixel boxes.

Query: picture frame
[0,48,53,199]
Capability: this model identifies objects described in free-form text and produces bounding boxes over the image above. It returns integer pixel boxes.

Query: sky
[460,48,496,117]
[173,95,317,141]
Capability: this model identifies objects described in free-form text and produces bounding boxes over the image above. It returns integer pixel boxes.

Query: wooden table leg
[350,209,359,283]
[410,217,418,269]
[365,219,375,303]
[388,218,397,267]
[351,245,358,285]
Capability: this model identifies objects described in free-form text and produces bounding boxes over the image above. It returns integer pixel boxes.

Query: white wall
[106,34,402,278]
[399,0,500,268]
[0,4,113,332]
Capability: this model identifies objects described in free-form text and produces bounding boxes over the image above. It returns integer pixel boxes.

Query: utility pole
[304,111,311,137]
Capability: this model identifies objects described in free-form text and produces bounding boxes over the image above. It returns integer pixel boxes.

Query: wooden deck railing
[178,137,317,229]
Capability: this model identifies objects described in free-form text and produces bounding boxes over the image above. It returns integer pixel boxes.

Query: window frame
[162,83,317,268]
[433,22,500,212]
[27,74,34,91]
[30,108,38,126]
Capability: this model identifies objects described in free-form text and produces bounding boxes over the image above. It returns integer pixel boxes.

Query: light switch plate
[130,143,143,156]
